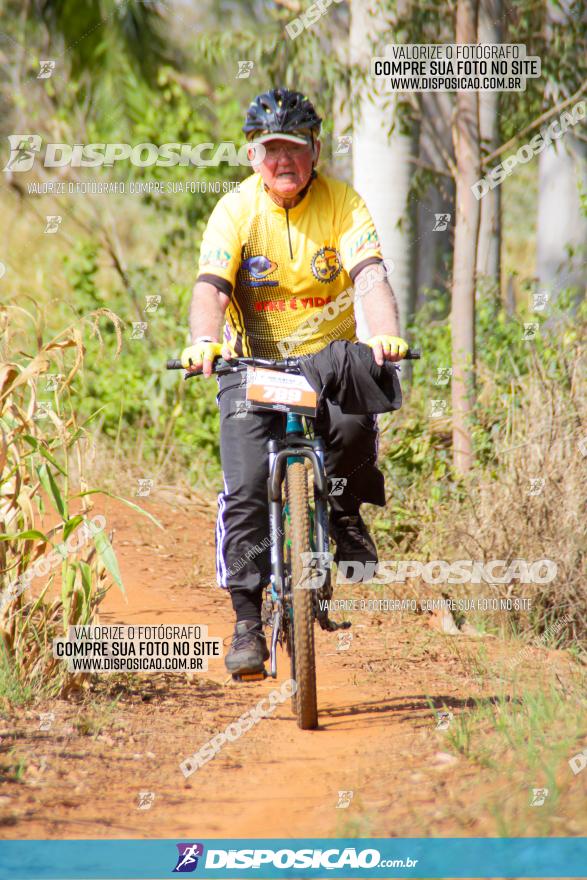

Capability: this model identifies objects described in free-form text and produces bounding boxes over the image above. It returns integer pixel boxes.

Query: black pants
[214,373,385,621]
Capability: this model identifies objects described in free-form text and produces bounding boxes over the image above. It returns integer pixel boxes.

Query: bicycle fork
[266,416,345,676]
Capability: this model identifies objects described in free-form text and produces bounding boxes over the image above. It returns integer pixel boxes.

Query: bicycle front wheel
[287,461,318,730]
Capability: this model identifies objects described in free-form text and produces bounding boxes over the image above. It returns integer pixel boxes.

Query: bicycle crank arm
[317,614,352,632]
[269,608,281,677]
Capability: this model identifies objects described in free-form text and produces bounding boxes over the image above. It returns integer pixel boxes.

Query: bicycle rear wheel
[287,461,318,730]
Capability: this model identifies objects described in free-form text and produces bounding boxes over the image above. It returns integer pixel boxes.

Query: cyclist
[181,88,409,676]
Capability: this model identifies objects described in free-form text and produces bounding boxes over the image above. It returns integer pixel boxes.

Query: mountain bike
[167,348,420,729]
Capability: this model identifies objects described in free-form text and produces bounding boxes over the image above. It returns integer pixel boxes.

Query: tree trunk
[451,0,481,474]
[327,5,353,184]
[476,0,502,285]
[349,0,417,339]
[415,91,455,310]
[537,138,587,304]
[331,47,353,184]
[537,0,587,306]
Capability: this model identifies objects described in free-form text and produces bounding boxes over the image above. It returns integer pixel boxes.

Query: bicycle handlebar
[165,356,305,372]
[166,347,421,375]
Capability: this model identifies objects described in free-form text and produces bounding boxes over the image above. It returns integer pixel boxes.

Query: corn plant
[0,305,150,699]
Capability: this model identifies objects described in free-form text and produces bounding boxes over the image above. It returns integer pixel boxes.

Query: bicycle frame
[165,347,420,691]
[266,411,331,677]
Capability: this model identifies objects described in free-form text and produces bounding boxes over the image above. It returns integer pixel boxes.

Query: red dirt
[1,494,585,847]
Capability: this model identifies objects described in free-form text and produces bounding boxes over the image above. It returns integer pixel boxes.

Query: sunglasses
[262,141,313,158]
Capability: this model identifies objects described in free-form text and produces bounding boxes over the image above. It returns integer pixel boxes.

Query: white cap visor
[253,132,312,146]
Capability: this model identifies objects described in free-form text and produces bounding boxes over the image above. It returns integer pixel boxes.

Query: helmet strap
[310,130,316,168]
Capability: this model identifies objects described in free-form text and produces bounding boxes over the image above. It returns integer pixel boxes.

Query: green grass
[74,696,122,738]
[0,644,34,707]
[0,751,27,784]
[334,804,375,838]
[443,674,587,835]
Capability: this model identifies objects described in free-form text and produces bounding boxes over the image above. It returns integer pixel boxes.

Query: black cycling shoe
[225,619,270,675]
[330,512,378,569]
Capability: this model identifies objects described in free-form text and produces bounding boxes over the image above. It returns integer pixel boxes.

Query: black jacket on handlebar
[298,340,403,415]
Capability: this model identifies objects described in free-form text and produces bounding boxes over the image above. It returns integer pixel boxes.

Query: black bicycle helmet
[243,88,322,138]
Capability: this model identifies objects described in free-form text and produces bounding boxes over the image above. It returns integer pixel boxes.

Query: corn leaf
[37,464,67,519]
[63,515,84,542]
[93,528,126,598]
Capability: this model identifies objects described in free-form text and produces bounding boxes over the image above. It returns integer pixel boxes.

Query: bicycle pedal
[232,670,267,682]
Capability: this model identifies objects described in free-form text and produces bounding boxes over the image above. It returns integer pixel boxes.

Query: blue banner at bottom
[0,837,586,879]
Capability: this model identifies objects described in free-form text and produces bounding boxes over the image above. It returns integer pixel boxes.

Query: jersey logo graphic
[241,254,278,287]
[311,247,342,283]
[200,247,231,269]
[349,228,380,258]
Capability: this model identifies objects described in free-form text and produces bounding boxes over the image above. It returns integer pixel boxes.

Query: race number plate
[246,367,318,417]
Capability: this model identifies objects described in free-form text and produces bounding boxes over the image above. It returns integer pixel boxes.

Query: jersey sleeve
[197,194,242,296]
[338,185,384,281]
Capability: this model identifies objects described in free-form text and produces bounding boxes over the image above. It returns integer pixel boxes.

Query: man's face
[250,137,319,198]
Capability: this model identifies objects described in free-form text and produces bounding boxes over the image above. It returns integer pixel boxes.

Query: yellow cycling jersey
[196,171,383,358]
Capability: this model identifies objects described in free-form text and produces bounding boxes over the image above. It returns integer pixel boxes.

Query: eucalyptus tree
[451,0,481,474]
[349,0,418,340]
[476,0,502,283]
[536,0,587,306]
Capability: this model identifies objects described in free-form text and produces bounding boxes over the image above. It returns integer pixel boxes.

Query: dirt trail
[1,494,584,842]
